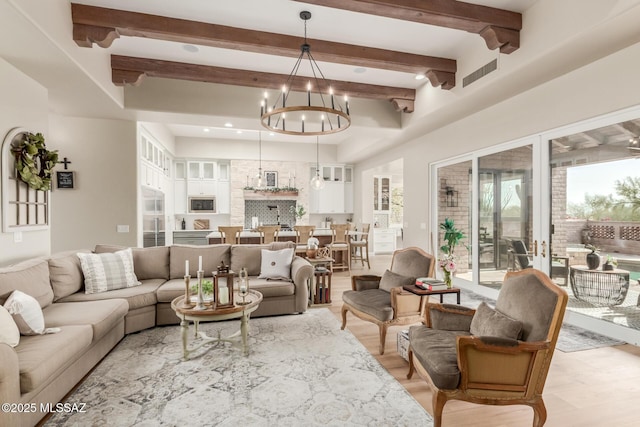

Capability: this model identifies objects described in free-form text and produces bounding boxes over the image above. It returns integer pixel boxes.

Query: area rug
[44,309,433,426]
[457,288,626,352]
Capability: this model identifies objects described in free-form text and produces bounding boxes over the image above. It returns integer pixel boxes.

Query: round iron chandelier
[260,11,351,136]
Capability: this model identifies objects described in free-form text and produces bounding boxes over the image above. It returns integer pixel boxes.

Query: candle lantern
[238,267,250,305]
[214,265,235,308]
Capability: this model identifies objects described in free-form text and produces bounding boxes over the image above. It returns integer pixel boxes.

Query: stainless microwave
[189,197,216,213]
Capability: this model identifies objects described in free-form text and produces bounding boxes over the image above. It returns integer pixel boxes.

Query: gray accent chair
[341,247,436,354]
[407,269,568,427]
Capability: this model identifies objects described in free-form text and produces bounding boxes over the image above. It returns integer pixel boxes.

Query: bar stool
[218,226,243,244]
[293,225,316,255]
[326,223,350,272]
[257,225,281,243]
[350,223,371,269]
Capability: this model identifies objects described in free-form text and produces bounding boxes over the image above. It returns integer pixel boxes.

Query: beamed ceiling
[70,1,522,116]
[0,0,541,160]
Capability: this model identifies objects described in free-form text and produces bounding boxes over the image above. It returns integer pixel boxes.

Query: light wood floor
[323,253,640,427]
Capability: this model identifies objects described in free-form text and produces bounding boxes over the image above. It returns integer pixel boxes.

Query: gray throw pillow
[379,269,415,293]
[429,304,475,331]
[78,248,141,294]
[470,301,523,340]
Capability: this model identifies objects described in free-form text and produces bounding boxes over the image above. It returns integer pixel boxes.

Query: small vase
[443,270,452,288]
[603,262,614,271]
[586,252,600,270]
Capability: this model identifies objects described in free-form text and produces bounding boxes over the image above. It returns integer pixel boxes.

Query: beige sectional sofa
[0,242,312,427]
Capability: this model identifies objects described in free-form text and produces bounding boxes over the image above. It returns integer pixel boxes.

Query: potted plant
[290,204,306,224]
[603,255,618,271]
[439,218,466,288]
[584,244,600,270]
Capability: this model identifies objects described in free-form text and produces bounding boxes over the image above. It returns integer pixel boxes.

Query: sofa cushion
[247,277,295,298]
[43,299,128,342]
[0,305,20,347]
[342,289,393,321]
[230,245,268,276]
[470,302,523,340]
[156,278,191,303]
[0,258,53,309]
[170,245,230,279]
[95,245,170,281]
[379,269,415,293]
[4,290,60,336]
[258,248,294,280]
[78,249,141,294]
[16,324,93,393]
[48,250,88,301]
[409,326,471,390]
[57,280,163,310]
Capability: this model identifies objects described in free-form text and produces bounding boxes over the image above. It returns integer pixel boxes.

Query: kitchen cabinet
[373,228,396,254]
[174,180,186,214]
[187,161,217,196]
[374,175,391,211]
[173,231,210,245]
[216,180,230,214]
[188,161,216,180]
[309,164,353,213]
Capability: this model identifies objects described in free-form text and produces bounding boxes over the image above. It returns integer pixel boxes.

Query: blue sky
[566,158,640,205]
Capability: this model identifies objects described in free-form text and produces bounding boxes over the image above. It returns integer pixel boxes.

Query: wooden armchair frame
[341,246,436,354]
[407,269,568,427]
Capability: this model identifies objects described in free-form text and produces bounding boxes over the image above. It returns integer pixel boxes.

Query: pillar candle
[185,260,189,276]
[219,287,229,304]
[198,256,202,271]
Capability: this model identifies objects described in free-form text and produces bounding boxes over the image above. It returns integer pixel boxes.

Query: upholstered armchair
[407,269,568,427]
[341,247,436,354]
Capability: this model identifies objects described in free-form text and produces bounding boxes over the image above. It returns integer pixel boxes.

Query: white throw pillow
[0,305,20,347]
[78,248,141,294]
[258,248,295,280]
[3,290,60,336]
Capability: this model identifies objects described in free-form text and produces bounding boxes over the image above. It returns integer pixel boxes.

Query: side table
[569,266,629,306]
[402,284,461,304]
[313,268,332,305]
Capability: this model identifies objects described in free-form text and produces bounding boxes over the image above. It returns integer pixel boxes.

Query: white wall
[0,58,50,266]
[49,115,138,252]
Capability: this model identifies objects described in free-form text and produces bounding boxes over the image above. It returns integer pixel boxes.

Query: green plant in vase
[439,218,466,288]
[290,205,306,223]
[191,280,214,301]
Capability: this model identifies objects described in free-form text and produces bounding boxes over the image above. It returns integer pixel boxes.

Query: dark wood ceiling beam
[294,0,522,53]
[111,55,416,113]
[72,3,456,89]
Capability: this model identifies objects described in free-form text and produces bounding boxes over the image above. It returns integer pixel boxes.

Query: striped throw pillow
[78,248,140,294]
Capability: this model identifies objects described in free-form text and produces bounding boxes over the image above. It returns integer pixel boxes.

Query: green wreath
[11,132,59,191]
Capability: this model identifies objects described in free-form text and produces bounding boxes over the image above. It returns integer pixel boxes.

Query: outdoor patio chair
[506,238,570,286]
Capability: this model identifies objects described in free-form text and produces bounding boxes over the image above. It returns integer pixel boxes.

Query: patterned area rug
[45,309,433,426]
[457,288,625,352]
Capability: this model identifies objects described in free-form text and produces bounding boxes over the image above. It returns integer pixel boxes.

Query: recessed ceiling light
[224,122,233,128]
[203,128,210,132]
[415,74,426,80]
[236,130,242,134]
[269,132,275,136]
[354,67,366,74]
[183,44,199,53]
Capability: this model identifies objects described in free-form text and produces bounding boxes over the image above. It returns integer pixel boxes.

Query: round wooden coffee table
[171,290,262,359]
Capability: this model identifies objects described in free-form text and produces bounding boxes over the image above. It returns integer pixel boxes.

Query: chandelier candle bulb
[330,88,335,109]
[307,82,311,106]
[282,85,286,107]
[302,115,305,133]
[345,96,350,115]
